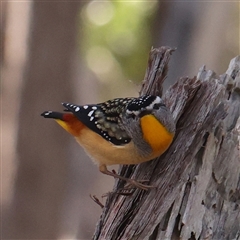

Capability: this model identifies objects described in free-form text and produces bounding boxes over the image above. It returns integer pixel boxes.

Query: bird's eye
[153,103,160,110]
[128,113,135,119]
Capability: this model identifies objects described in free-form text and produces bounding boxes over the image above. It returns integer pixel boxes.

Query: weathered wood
[93,48,240,240]
[140,46,175,97]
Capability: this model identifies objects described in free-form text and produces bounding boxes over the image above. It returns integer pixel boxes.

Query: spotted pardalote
[41,95,175,189]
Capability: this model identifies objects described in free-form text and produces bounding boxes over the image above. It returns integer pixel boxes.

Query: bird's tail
[41,111,65,120]
[41,111,85,137]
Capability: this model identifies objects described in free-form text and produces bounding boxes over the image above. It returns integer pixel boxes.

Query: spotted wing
[62,99,133,145]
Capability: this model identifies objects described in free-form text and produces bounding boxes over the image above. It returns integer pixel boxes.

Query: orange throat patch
[140,114,174,157]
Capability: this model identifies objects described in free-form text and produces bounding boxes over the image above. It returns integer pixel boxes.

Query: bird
[41,95,176,190]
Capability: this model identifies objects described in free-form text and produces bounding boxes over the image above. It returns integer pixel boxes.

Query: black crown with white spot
[125,95,164,116]
[62,95,164,145]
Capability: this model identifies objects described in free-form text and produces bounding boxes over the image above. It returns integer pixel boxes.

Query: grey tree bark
[93,47,240,239]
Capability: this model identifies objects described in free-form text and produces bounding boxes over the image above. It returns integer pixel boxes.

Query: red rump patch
[41,111,86,137]
[62,113,75,122]
[62,113,86,136]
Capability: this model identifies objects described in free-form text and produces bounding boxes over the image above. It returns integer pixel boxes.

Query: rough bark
[93,47,240,239]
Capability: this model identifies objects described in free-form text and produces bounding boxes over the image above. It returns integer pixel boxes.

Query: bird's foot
[125,179,155,191]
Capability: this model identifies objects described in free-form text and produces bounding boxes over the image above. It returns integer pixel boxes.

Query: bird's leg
[99,165,155,191]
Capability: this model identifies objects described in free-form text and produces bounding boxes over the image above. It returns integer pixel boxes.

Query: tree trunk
[3,2,81,239]
[151,2,238,90]
[93,47,240,239]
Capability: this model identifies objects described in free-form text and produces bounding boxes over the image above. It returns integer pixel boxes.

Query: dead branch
[93,48,240,240]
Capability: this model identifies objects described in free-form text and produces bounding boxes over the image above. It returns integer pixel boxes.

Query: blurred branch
[93,48,240,239]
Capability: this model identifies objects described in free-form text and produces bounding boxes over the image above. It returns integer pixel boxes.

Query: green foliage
[80,1,157,84]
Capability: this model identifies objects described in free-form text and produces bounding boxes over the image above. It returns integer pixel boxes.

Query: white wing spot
[83,105,88,109]
[75,107,80,112]
[45,111,52,115]
[90,116,94,121]
[88,110,94,117]
[92,106,97,110]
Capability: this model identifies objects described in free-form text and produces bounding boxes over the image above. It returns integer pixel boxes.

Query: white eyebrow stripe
[146,97,162,110]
